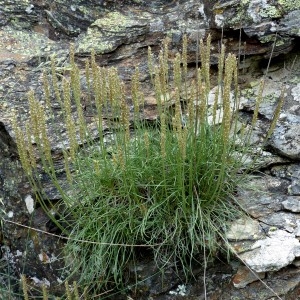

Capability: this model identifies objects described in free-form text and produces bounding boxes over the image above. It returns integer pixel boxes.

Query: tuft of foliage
[12,35,280,296]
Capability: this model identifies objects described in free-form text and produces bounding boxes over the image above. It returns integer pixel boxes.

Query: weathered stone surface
[239,230,300,273]
[0,124,67,298]
[218,266,300,300]
[0,0,38,28]
[239,54,300,162]
[282,197,300,212]
[296,220,300,237]
[75,11,150,54]
[213,0,300,56]
[259,211,299,233]
[228,173,300,291]
[237,175,290,218]
[270,163,300,196]
[268,123,300,160]
[232,266,265,289]
[0,0,300,299]
[128,259,191,297]
[226,217,265,241]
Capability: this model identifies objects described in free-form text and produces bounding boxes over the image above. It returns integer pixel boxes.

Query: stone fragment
[259,211,298,233]
[288,182,300,196]
[0,26,61,63]
[75,11,149,54]
[230,241,259,254]
[268,123,300,160]
[279,9,300,37]
[295,220,300,237]
[282,197,300,212]
[237,175,290,219]
[232,265,265,289]
[287,164,300,196]
[239,230,300,272]
[226,217,264,241]
[291,83,300,102]
[24,194,34,214]
[213,0,300,56]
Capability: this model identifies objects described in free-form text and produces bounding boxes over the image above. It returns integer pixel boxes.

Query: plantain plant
[12,35,281,297]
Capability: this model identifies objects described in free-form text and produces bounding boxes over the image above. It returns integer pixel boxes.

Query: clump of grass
[12,36,280,296]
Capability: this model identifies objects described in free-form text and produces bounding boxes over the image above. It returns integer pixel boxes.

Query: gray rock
[289,181,300,196]
[226,217,265,241]
[295,220,300,237]
[75,11,150,54]
[282,197,300,212]
[0,123,68,298]
[268,124,300,160]
[239,230,300,272]
[237,175,290,218]
[284,164,300,196]
[0,0,38,28]
[259,211,299,233]
[0,0,299,298]
[291,83,300,102]
[293,258,300,267]
[213,0,300,56]
[219,265,300,299]
[279,9,300,37]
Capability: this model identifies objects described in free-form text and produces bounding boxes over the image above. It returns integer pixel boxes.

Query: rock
[289,181,300,196]
[295,220,300,237]
[0,123,67,297]
[127,258,200,298]
[239,229,300,273]
[219,265,300,300]
[237,175,291,218]
[212,0,300,56]
[268,123,300,160]
[75,11,150,55]
[291,83,300,102]
[259,211,299,233]
[286,164,300,196]
[239,55,300,161]
[279,9,300,37]
[0,25,65,63]
[226,217,265,241]
[0,0,39,28]
[232,266,265,289]
[0,0,299,299]
[282,197,300,212]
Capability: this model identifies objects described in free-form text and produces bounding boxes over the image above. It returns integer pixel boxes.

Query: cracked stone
[232,265,265,289]
[282,197,300,212]
[239,230,300,273]
[226,217,265,241]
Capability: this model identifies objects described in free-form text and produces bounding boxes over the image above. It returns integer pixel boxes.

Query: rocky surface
[212,0,300,57]
[0,0,299,299]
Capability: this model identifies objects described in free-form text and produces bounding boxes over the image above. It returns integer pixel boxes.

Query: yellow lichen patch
[278,0,300,11]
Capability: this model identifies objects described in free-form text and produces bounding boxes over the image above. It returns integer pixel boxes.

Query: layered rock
[0,0,299,299]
